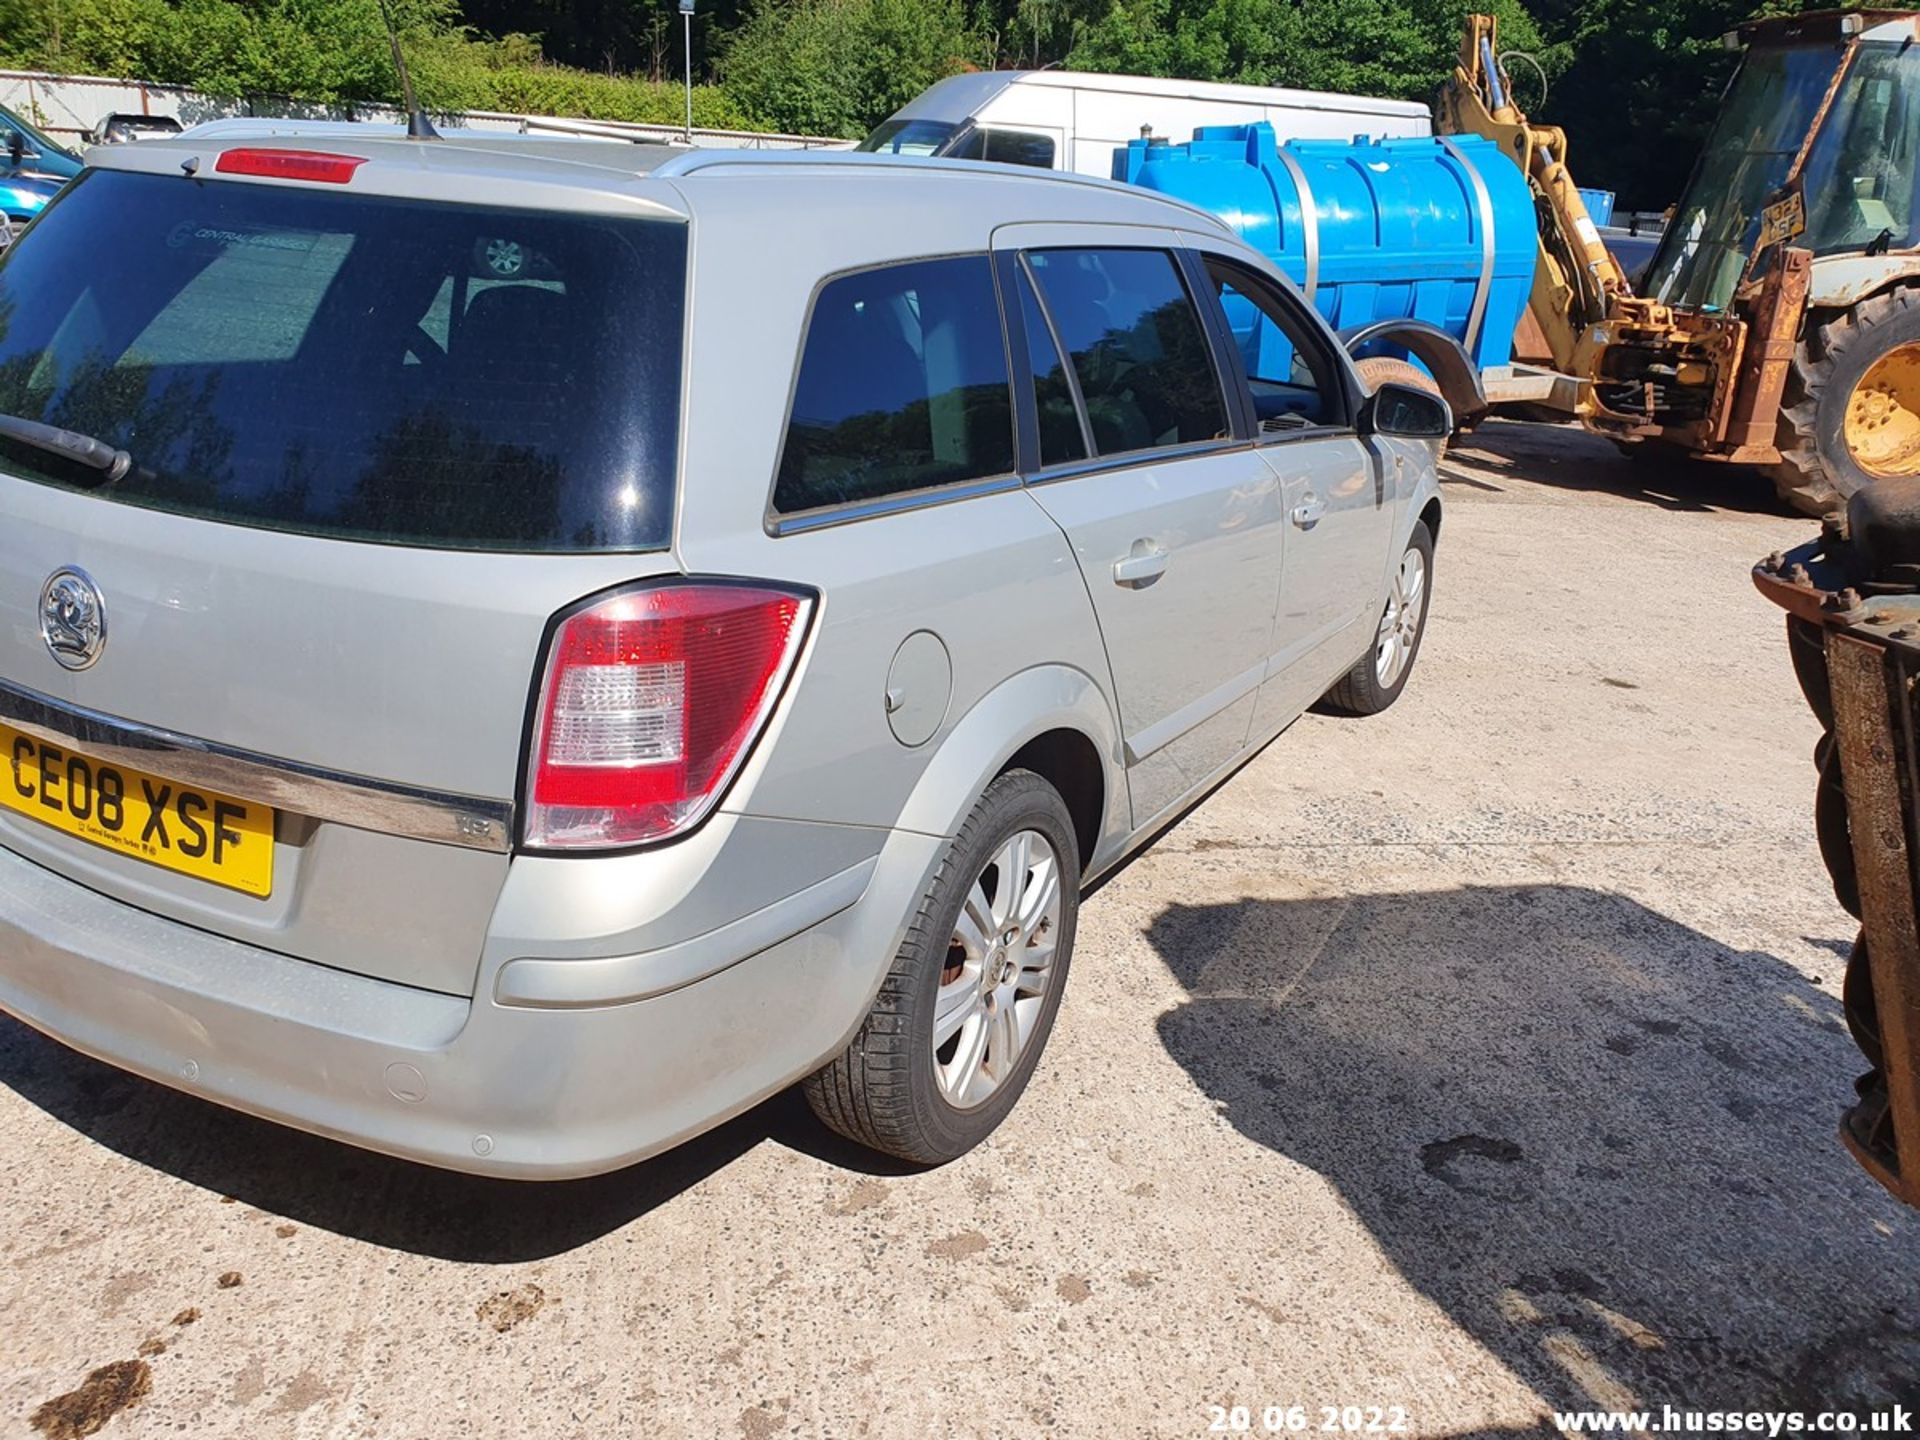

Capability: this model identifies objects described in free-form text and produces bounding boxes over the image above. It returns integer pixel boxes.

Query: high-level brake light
[213,149,369,184]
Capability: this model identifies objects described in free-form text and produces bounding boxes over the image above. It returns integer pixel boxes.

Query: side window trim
[763,250,1021,532]
[1193,247,1361,442]
[984,245,1026,472]
[1015,252,1098,466]
[993,249,1043,472]
[769,472,1027,535]
[1016,435,1255,488]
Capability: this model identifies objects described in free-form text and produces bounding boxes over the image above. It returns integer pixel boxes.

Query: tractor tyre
[1770,286,1920,516]
[1354,356,1441,397]
[1844,931,1883,1074]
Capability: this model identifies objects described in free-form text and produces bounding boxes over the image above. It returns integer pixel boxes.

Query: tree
[1063,0,1549,103]
[1533,0,1802,210]
[0,0,744,122]
[721,0,982,136]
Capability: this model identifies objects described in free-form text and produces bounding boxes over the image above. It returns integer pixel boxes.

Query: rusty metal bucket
[1755,480,1920,1208]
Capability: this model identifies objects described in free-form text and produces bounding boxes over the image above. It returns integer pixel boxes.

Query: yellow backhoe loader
[1442,10,1920,515]
[1437,14,1631,405]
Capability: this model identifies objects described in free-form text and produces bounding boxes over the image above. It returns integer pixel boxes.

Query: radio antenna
[377,0,441,140]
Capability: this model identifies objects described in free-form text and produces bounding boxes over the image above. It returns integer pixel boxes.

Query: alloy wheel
[931,829,1063,1110]
[1374,544,1428,689]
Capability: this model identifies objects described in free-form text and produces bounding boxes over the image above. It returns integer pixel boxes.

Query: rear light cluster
[524,582,812,850]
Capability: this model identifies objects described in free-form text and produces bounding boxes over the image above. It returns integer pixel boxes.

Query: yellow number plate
[1,723,275,897]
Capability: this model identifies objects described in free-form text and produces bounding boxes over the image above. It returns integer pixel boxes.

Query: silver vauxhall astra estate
[0,128,1447,1177]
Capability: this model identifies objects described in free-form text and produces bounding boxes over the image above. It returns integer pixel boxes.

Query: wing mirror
[1359,381,1452,441]
[6,131,25,165]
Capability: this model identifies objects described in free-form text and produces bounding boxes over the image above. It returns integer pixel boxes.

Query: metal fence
[0,69,853,151]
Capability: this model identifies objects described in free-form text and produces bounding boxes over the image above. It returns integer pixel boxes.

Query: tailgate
[0,161,689,997]
[0,480,675,996]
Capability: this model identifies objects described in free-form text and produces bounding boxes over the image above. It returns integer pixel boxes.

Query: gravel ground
[3,420,1915,1439]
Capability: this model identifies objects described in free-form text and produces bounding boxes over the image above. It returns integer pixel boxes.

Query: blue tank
[1114,123,1537,373]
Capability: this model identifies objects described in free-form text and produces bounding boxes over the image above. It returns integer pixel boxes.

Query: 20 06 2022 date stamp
[1207,1405,1413,1434]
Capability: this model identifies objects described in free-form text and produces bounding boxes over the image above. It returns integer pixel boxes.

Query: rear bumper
[0,830,944,1179]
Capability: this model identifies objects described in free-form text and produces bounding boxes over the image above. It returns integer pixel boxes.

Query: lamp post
[680,0,695,143]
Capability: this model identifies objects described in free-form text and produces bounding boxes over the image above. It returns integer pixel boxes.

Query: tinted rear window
[0,168,685,551]
[773,256,1014,515]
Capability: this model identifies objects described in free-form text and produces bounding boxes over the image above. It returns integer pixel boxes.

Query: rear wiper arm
[0,412,134,486]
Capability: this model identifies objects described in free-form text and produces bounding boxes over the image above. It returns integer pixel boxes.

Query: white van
[858,70,1431,177]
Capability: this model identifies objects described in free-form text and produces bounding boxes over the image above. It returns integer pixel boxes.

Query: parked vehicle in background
[859,70,1430,177]
[0,104,80,240]
[1436,6,1920,499]
[1586,9,1920,514]
[0,130,1446,1179]
[85,113,185,145]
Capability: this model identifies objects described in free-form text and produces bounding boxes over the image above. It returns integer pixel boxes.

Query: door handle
[1112,543,1169,587]
[1290,494,1326,529]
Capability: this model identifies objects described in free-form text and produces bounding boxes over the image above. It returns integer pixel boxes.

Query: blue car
[0,104,82,243]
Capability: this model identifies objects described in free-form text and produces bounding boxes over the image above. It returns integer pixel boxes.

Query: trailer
[1114,121,1541,426]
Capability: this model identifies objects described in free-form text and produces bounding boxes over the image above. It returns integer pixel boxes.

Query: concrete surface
[3,421,1915,1439]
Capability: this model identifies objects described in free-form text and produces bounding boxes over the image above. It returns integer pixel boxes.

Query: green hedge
[462,65,750,131]
[720,0,981,139]
[0,0,758,132]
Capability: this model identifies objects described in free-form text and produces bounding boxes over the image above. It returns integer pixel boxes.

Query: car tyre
[1318,519,1434,717]
[804,768,1078,1164]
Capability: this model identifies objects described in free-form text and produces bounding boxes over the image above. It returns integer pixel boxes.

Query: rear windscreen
[0,168,685,551]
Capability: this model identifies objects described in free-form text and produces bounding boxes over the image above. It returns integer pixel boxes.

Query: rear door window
[0,169,686,552]
[1025,248,1229,457]
[774,255,1015,515]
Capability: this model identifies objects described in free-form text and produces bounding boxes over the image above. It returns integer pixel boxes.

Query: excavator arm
[1437,14,1629,379]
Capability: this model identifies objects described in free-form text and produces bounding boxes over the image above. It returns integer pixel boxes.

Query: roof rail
[178,117,412,140]
[644,147,1234,231]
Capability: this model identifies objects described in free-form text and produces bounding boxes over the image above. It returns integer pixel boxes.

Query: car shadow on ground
[1443,419,1803,518]
[0,1019,913,1263]
[1147,884,1918,1415]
